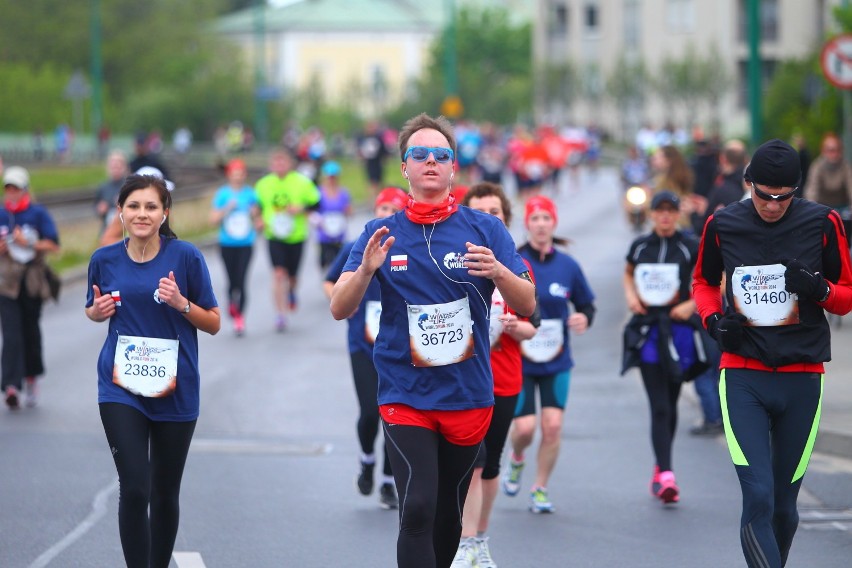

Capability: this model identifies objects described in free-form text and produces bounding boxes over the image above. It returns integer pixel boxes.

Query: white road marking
[173,551,207,567]
[28,478,119,568]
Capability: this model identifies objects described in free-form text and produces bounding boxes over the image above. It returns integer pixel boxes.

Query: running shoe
[501,457,525,497]
[24,377,38,408]
[356,461,375,496]
[233,314,245,337]
[529,487,554,514]
[450,537,478,567]
[5,385,19,410]
[275,314,287,333]
[475,536,497,568]
[650,465,661,497]
[228,302,238,319]
[379,482,398,510]
[690,421,724,437]
[656,470,680,504]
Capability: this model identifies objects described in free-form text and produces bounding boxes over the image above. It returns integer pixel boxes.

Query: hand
[465,242,502,280]
[362,226,395,275]
[783,259,829,301]
[90,285,116,320]
[157,271,186,311]
[668,300,695,322]
[568,312,589,335]
[706,312,748,351]
[626,291,647,315]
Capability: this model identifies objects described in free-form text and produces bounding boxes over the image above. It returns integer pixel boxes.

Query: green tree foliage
[387,6,532,125]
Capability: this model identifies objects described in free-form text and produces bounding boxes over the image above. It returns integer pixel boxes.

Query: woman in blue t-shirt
[210,158,259,335]
[502,195,596,515]
[85,173,220,568]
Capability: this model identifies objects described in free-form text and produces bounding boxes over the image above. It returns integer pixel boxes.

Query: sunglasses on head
[404,146,454,163]
[751,183,796,202]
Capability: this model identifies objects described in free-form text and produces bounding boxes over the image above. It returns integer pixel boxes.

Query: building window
[550,2,569,38]
[737,0,778,43]
[585,3,600,33]
[667,0,694,33]
[624,0,640,49]
[737,58,777,109]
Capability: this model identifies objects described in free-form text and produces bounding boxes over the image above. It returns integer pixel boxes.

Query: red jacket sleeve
[820,210,852,315]
[692,214,724,326]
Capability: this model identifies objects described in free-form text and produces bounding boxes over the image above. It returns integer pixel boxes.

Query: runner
[209,158,259,336]
[694,139,852,567]
[323,186,408,510]
[621,191,709,505]
[502,195,596,514]
[452,182,539,567]
[85,173,220,568]
[330,113,536,568]
[315,160,352,271]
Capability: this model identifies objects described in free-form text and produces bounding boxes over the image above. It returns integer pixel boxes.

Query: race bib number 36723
[407,297,474,367]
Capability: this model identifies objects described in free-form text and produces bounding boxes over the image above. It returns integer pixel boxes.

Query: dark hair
[117,174,177,239]
[462,181,513,227]
[398,113,457,161]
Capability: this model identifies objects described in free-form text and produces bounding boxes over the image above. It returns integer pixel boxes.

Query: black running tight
[219,245,253,314]
[350,351,391,476]
[99,403,197,568]
[639,362,682,472]
[382,423,481,568]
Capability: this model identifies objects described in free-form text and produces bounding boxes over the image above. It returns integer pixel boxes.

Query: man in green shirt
[255,148,321,331]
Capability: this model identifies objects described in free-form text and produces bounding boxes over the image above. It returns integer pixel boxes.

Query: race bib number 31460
[731,264,799,326]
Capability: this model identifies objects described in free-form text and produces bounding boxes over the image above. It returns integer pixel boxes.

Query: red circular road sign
[821,34,852,89]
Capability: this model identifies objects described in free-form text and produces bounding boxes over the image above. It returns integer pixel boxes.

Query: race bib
[112,335,179,397]
[521,319,564,363]
[489,290,507,347]
[320,212,347,238]
[407,297,474,367]
[271,212,294,239]
[634,263,680,306]
[731,264,799,326]
[223,211,252,240]
[364,300,381,344]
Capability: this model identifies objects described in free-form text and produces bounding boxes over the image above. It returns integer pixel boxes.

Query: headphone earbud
[160,215,167,226]
[404,171,409,179]
[119,213,124,223]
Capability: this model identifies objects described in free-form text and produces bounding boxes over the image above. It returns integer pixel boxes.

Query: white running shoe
[450,537,478,567]
[501,458,524,496]
[475,536,497,567]
[24,377,38,408]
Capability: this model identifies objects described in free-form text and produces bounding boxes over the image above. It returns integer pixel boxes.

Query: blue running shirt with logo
[343,208,529,411]
[326,240,381,355]
[86,238,218,421]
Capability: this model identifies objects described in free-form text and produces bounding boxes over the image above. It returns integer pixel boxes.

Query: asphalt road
[2,167,851,567]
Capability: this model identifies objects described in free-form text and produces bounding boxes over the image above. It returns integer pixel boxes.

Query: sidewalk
[818,316,852,459]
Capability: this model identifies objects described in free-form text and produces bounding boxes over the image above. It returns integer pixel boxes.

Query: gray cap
[3,166,30,190]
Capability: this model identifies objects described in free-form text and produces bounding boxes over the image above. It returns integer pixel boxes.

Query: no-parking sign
[821,34,852,89]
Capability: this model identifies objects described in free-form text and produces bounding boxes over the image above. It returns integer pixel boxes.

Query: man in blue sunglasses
[331,113,536,568]
[693,138,852,568]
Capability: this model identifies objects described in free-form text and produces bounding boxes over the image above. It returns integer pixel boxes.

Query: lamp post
[747,0,762,146]
[90,0,103,134]
[440,0,463,119]
[254,0,269,146]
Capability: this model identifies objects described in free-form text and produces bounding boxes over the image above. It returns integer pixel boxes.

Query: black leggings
[350,351,391,476]
[382,423,481,568]
[721,369,822,568]
[639,363,682,472]
[219,245,253,314]
[100,403,197,568]
[476,394,518,479]
[0,292,44,390]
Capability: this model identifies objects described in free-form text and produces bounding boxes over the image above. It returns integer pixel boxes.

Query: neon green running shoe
[501,458,525,496]
[530,486,554,514]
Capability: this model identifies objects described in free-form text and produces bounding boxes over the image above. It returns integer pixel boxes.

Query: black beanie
[743,139,801,188]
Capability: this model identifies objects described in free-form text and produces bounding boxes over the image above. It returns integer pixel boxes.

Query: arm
[465,241,536,317]
[157,271,221,335]
[85,284,115,323]
[818,210,852,315]
[692,215,725,324]
[623,262,646,315]
[330,227,394,320]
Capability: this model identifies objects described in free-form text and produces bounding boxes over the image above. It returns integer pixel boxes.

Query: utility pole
[90,0,103,134]
[440,0,463,119]
[747,0,763,146]
[254,0,268,146]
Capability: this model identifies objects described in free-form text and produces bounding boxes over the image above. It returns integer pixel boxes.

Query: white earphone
[160,215,167,226]
[403,171,409,179]
[119,213,124,223]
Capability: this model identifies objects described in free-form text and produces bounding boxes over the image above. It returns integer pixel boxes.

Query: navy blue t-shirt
[343,207,529,411]
[86,238,218,421]
[326,240,381,355]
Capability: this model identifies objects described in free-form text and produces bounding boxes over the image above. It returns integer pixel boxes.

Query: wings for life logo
[123,341,170,362]
[548,282,569,299]
[739,269,783,293]
[443,252,466,270]
[417,307,465,331]
[638,269,675,294]
[153,289,164,304]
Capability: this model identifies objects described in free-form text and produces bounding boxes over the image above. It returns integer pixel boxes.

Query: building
[533,0,844,141]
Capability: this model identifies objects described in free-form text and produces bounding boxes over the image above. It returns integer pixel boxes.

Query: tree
[606,56,650,140]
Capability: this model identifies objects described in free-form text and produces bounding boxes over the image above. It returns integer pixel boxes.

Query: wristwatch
[181,302,191,314]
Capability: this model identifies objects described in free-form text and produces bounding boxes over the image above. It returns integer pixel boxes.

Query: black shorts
[268,240,304,277]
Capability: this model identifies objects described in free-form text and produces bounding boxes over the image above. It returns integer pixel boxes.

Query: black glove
[783,259,830,301]
[706,312,748,352]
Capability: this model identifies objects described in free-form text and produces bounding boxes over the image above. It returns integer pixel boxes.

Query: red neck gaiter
[4,194,30,214]
[405,193,458,224]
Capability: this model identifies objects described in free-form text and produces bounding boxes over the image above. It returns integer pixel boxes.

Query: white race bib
[320,212,347,238]
[113,335,179,397]
[731,264,799,326]
[271,212,294,239]
[634,263,680,306]
[223,211,252,240]
[407,297,474,367]
[489,290,507,347]
[521,318,564,363]
[364,300,381,344]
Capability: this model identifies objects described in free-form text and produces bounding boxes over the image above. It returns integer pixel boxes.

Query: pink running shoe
[650,465,661,497]
[657,470,679,504]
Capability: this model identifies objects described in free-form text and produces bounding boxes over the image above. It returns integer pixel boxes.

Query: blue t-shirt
[316,188,351,244]
[0,203,60,244]
[343,207,528,411]
[212,185,258,247]
[519,243,595,375]
[86,238,218,421]
[325,240,381,355]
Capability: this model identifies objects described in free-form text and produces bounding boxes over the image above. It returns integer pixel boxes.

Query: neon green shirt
[254,171,320,243]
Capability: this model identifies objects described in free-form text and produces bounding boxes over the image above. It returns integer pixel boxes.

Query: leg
[220,246,240,312]
[233,245,254,314]
[639,363,677,472]
[533,371,571,489]
[149,419,197,568]
[434,437,481,568]
[509,375,538,458]
[267,241,289,320]
[0,295,25,392]
[478,394,518,533]
[460,467,484,537]
[99,403,153,568]
[351,351,382,495]
[19,292,45,377]
[282,241,304,311]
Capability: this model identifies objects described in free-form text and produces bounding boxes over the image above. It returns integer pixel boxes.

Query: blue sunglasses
[403,146,455,163]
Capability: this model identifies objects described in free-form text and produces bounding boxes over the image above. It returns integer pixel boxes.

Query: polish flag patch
[111,290,122,306]
[390,255,408,272]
